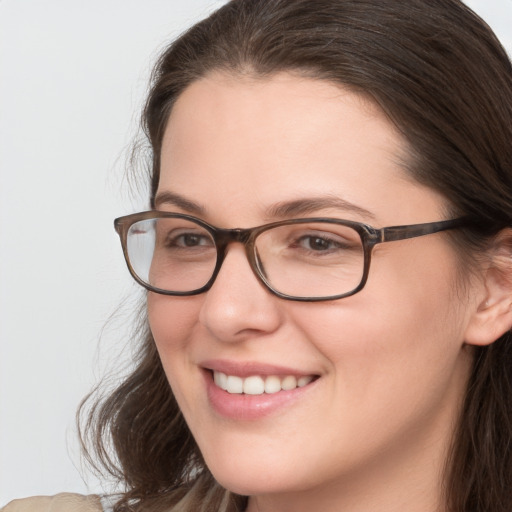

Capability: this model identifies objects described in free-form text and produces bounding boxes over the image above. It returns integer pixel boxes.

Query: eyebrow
[154,190,376,221]
[264,195,376,221]
[154,191,206,215]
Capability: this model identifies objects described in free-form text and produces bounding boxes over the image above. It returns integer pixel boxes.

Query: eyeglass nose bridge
[205,226,263,291]
[213,226,254,247]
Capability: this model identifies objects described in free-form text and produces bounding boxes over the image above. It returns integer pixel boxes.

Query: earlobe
[464,229,512,347]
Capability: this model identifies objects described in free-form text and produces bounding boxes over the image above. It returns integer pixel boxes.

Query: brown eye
[170,233,211,248]
[297,235,341,252]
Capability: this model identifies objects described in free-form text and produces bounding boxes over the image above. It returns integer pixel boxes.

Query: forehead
[158,72,446,226]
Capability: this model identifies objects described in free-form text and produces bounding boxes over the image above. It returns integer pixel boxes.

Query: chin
[203,451,314,498]
[212,471,286,497]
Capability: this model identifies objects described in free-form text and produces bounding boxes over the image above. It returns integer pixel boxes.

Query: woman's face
[148,73,477,506]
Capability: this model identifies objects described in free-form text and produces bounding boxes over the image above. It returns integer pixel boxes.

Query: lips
[201,360,319,420]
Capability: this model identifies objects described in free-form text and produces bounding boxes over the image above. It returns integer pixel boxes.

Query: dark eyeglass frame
[114,211,467,302]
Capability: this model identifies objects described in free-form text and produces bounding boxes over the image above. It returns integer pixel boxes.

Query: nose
[198,244,283,342]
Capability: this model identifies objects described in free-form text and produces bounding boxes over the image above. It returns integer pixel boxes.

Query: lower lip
[203,370,317,420]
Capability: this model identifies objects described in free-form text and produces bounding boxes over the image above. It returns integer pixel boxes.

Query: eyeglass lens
[126,217,365,298]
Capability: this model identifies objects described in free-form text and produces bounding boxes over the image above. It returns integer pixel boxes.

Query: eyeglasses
[114,211,467,302]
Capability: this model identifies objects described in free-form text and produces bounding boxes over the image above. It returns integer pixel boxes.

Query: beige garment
[1,493,102,512]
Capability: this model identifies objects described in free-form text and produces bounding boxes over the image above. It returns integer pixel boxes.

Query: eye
[289,230,354,254]
[297,235,341,252]
[172,233,209,247]
[260,224,362,262]
[166,231,214,248]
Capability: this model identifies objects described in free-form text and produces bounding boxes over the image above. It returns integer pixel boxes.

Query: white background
[1,0,511,505]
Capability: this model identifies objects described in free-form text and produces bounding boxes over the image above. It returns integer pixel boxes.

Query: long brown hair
[80,1,512,510]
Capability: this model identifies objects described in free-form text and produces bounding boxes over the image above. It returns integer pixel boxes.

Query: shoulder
[1,493,103,512]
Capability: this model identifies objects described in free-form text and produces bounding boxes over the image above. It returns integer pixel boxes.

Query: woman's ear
[464,229,512,347]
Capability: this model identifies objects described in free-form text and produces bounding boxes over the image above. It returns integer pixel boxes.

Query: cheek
[147,293,205,415]
[147,293,204,396]
[293,246,467,404]
[147,293,201,350]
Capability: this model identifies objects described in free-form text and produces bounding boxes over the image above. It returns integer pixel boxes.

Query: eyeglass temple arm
[379,218,467,243]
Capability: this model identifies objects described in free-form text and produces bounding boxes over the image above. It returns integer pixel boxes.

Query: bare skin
[148,72,504,512]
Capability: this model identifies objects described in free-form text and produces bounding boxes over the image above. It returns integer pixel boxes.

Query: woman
[4,0,512,511]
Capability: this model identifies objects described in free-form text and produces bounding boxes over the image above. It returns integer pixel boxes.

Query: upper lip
[200,359,319,378]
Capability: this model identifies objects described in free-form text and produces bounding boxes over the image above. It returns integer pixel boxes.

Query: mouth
[201,360,320,419]
[212,371,316,395]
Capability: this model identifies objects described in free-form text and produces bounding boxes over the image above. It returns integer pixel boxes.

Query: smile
[213,371,315,395]
[202,363,320,419]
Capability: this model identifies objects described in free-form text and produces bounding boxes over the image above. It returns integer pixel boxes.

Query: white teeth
[281,375,297,390]
[264,375,281,394]
[298,375,314,387]
[214,371,228,390]
[226,375,243,394]
[243,376,265,395]
[213,371,314,395]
